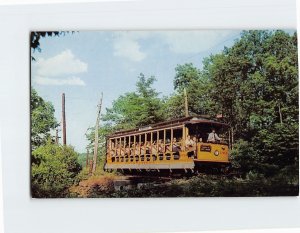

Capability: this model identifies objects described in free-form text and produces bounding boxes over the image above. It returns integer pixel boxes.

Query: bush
[230,139,260,175]
[31,141,82,198]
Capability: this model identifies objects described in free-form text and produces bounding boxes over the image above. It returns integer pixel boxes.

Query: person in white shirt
[185,135,194,149]
[207,129,221,143]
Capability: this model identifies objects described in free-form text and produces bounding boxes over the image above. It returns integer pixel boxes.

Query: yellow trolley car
[104,116,231,172]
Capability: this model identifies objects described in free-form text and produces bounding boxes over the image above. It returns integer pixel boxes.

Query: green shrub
[31,141,82,198]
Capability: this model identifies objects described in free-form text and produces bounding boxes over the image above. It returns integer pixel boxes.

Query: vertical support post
[139,134,141,156]
[182,126,186,151]
[150,132,153,160]
[157,131,159,156]
[163,129,166,158]
[171,128,173,153]
[129,136,131,156]
[170,128,174,160]
[134,135,136,160]
[113,138,116,156]
[123,136,125,158]
[184,88,189,117]
[119,138,122,156]
[62,93,66,145]
[171,128,173,149]
[144,133,146,156]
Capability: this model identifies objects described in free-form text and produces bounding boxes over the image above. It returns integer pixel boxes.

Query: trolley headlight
[214,150,219,156]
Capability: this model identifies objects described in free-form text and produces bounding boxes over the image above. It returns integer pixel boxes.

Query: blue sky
[31,30,243,152]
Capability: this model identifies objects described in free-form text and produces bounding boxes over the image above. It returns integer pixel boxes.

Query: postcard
[30,30,299,198]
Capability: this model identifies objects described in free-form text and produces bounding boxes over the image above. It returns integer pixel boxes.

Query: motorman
[207,129,221,143]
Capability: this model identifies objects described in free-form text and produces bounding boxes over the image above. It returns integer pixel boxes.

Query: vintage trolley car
[104,116,231,172]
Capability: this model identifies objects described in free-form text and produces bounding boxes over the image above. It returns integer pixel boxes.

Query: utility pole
[55,128,59,144]
[86,148,89,168]
[184,88,189,117]
[62,93,66,145]
[92,93,103,175]
[89,160,93,176]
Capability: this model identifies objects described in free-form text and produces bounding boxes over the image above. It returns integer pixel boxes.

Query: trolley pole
[62,93,66,146]
[184,88,189,117]
[92,93,103,175]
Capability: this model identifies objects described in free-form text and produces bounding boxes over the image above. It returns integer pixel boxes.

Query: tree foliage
[31,88,57,149]
[163,30,298,185]
[31,141,82,198]
[31,31,60,51]
[103,73,166,130]
[202,30,298,179]
[166,63,218,119]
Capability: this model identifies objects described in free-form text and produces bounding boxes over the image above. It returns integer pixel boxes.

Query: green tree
[31,31,60,51]
[204,30,298,140]
[31,141,82,198]
[103,73,166,130]
[31,88,57,149]
[201,30,298,179]
[174,63,201,92]
[166,63,217,119]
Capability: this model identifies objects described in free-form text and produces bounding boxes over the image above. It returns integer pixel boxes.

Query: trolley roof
[108,116,229,138]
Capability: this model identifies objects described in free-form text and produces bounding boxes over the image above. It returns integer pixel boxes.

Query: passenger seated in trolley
[109,142,115,156]
[115,143,120,156]
[172,137,181,152]
[185,135,196,150]
[151,141,157,154]
[140,142,145,155]
[158,139,164,153]
[120,146,125,156]
[133,143,139,155]
[145,141,151,154]
[125,144,130,155]
[207,129,221,143]
[165,138,171,152]
[185,135,197,158]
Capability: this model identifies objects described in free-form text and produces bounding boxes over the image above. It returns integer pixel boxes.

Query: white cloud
[35,76,85,86]
[112,31,235,61]
[113,32,147,62]
[161,31,234,54]
[33,49,88,86]
[36,49,87,77]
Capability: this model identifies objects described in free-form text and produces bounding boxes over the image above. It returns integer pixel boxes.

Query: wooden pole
[86,148,89,168]
[184,88,189,117]
[62,93,66,145]
[92,93,103,175]
[89,160,93,175]
[55,128,59,144]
